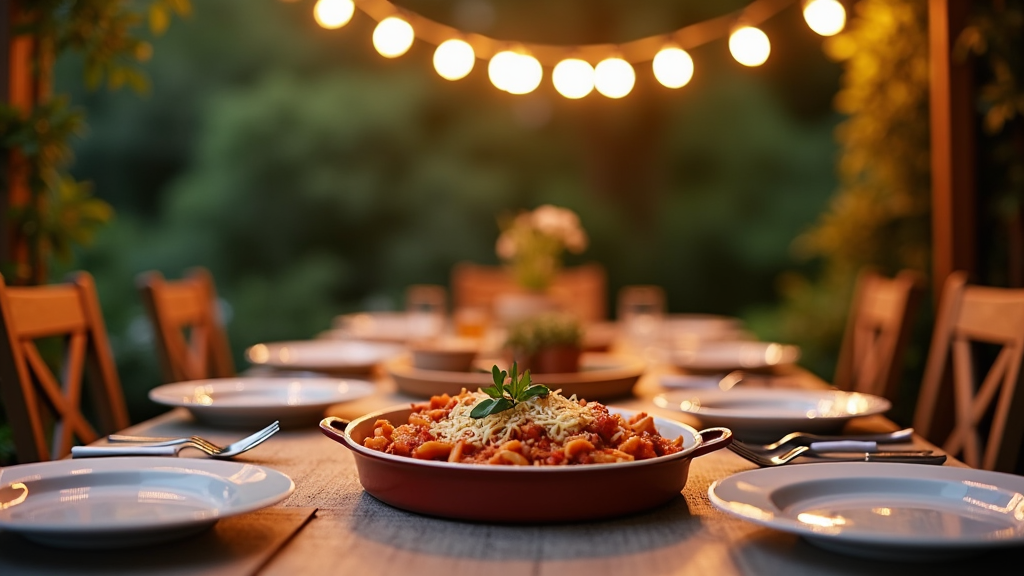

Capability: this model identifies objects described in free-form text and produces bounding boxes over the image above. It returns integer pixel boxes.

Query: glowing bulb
[505,53,542,95]
[313,0,354,29]
[653,47,694,89]
[488,51,542,94]
[729,26,770,67]
[803,0,846,36]
[373,17,414,58]
[594,58,635,99]
[433,39,475,80]
[488,51,519,92]
[552,59,594,99]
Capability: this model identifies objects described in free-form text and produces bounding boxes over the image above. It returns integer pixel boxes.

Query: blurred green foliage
[53,0,844,424]
[751,0,933,426]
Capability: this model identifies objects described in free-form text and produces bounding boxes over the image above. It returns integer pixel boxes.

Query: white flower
[496,232,517,259]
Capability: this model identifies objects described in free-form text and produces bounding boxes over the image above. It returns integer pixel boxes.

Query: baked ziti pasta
[362,389,684,465]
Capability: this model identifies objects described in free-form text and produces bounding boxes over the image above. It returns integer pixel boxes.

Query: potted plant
[493,204,589,323]
[503,312,584,374]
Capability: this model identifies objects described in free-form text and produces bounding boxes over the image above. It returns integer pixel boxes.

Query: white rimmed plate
[329,311,445,343]
[385,352,646,401]
[149,377,375,428]
[668,341,800,372]
[245,339,404,375]
[0,457,294,549]
[709,462,1024,561]
[653,388,891,442]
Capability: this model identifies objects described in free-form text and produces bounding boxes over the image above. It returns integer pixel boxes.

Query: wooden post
[1,0,40,284]
[928,0,976,298]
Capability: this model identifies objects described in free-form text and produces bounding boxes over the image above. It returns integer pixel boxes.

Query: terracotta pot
[506,345,581,374]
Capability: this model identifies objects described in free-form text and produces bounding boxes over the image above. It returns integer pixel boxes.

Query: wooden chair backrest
[617,285,667,320]
[450,261,607,323]
[0,271,129,462]
[405,284,448,314]
[912,271,1024,472]
[137,268,235,384]
[833,269,924,401]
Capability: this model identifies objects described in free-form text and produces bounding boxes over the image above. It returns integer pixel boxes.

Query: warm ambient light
[594,58,635,99]
[488,51,542,94]
[729,26,770,67]
[803,0,846,36]
[313,0,354,29]
[433,39,475,80]
[653,47,694,89]
[373,17,414,58]
[552,59,595,99]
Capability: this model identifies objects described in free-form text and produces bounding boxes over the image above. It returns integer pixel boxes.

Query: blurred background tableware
[667,340,801,374]
[386,352,645,400]
[617,284,667,355]
[653,388,891,442]
[327,310,444,343]
[148,376,375,428]
[246,339,403,376]
[709,463,1024,561]
[0,457,294,549]
[408,336,480,372]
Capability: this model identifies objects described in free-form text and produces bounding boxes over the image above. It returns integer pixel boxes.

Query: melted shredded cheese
[429,389,596,447]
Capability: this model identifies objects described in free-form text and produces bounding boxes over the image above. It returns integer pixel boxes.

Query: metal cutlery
[728,440,947,467]
[71,421,280,459]
[745,427,915,454]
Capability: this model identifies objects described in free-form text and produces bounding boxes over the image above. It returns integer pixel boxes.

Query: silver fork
[71,421,280,459]
[728,440,946,467]
[746,428,915,454]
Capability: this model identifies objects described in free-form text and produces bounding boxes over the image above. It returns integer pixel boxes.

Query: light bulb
[433,39,475,80]
[489,51,541,94]
[505,53,542,95]
[594,58,635,99]
[729,26,770,67]
[803,0,846,36]
[552,59,594,99]
[313,0,354,30]
[652,47,694,89]
[372,17,414,58]
[488,51,519,92]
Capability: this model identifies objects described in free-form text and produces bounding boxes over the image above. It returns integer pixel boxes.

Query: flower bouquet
[495,204,588,291]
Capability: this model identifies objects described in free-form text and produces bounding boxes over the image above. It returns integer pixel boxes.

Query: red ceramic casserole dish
[319,406,731,523]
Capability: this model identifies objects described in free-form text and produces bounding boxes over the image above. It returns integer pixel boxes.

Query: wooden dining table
[1,341,1019,576]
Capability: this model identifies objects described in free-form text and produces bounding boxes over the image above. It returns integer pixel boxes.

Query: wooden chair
[617,285,667,320]
[450,261,607,323]
[833,268,924,402]
[137,267,235,384]
[912,271,1024,472]
[0,271,130,462]
[405,284,447,315]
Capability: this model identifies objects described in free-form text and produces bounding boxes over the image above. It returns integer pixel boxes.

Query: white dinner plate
[0,457,293,550]
[668,341,800,373]
[709,462,1024,561]
[653,388,891,442]
[329,311,445,342]
[149,377,375,428]
[245,339,405,375]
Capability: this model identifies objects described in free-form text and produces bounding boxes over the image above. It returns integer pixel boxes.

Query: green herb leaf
[520,384,549,401]
[471,363,548,418]
[470,397,514,418]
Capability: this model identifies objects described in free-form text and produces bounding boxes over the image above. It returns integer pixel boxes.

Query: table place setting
[244,339,405,376]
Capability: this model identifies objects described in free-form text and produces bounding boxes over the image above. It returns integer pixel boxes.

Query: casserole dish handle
[689,427,733,458]
[320,416,355,449]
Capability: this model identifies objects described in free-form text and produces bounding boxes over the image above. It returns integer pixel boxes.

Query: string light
[313,0,354,30]
[373,17,414,58]
[552,59,595,99]
[309,0,843,99]
[729,26,771,67]
[803,0,846,37]
[594,58,635,99]
[433,39,475,80]
[652,47,694,89]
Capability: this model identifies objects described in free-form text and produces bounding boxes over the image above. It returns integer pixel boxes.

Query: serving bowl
[408,337,480,372]
[320,406,731,523]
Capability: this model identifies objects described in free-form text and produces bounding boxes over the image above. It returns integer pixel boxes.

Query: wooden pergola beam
[928,0,976,299]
